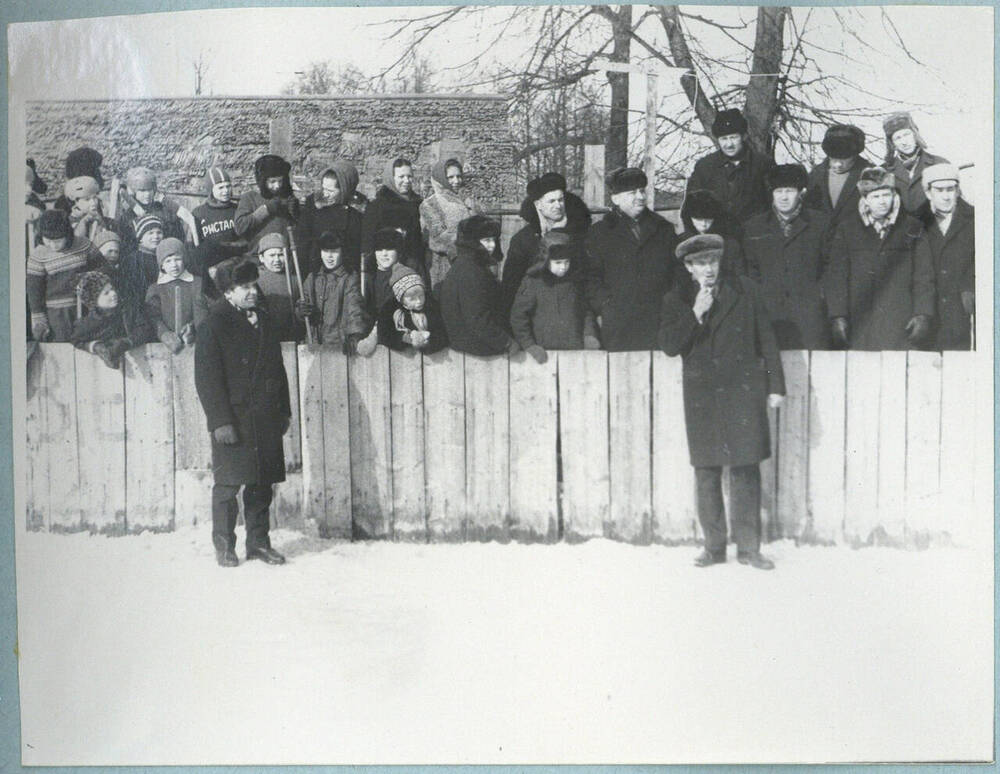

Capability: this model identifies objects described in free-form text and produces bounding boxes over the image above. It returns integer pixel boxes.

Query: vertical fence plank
[940,351,976,545]
[464,354,509,541]
[844,351,881,544]
[905,351,942,542]
[171,348,211,529]
[608,351,652,543]
[806,350,846,543]
[651,352,696,542]
[43,344,82,532]
[558,350,609,540]
[25,349,48,531]
[389,350,427,542]
[75,350,126,534]
[319,348,353,538]
[876,351,907,543]
[272,342,303,530]
[423,349,466,542]
[124,344,175,531]
[776,350,810,539]
[298,344,326,531]
[348,346,392,539]
[760,406,779,541]
[509,353,558,542]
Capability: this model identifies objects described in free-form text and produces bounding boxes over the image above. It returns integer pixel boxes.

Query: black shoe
[215,548,239,567]
[738,552,774,570]
[246,546,286,565]
[694,550,726,567]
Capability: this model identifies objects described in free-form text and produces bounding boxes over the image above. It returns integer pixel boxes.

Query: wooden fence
[24,343,976,546]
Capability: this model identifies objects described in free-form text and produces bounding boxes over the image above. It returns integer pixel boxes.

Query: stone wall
[25,95,516,206]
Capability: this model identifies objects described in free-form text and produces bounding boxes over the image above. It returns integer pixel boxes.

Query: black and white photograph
[6,2,995,766]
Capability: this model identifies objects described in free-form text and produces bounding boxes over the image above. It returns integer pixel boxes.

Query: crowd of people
[22,106,976,568]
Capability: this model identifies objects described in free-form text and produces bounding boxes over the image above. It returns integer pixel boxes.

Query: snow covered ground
[14,527,994,766]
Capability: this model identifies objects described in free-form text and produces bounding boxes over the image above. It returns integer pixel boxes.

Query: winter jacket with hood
[233,155,301,255]
[500,190,591,322]
[296,161,363,276]
[361,159,426,280]
[439,218,513,356]
[420,159,481,290]
[509,254,597,351]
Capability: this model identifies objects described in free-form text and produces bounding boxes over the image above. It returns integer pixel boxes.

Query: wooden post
[269,117,293,160]
[583,144,606,210]
[644,72,658,206]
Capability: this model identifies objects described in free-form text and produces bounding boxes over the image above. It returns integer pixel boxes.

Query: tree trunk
[606,4,632,172]
[657,6,716,136]
[744,6,788,157]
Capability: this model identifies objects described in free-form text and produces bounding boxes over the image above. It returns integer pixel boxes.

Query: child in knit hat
[255,230,305,342]
[64,175,116,241]
[377,263,447,354]
[296,231,371,352]
[71,271,155,369]
[131,213,165,291]
[191,166,247,285]
[509,229,600,362]
[368,227,405,317]
[27,209,102,342]
[144,237,206,353]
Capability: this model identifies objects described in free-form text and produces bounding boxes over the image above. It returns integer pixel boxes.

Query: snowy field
[15,526,994,766]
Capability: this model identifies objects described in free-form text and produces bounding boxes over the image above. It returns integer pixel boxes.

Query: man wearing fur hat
[500,172,591,322]
[440,215,518,356]
[234,153,301,256]
[914,164,975,350]
[659,233,785,570]
[686,108,774,223]
[584,166,677,351]
[195,259,291,567]
[742,164,833,349]
[191,166,247,284]
[804,124,874,231]
[883,112,949,215]
[825,166,934,350]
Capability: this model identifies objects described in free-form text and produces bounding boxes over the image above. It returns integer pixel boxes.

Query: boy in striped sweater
[27,209,101,342]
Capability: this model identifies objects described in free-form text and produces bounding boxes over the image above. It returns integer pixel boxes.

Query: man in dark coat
[584,167,678,351]
[804,124,874,233]
[743,164,833,349]
[824,167,935,351]
[914,163,975,350]
[883,112,950,215]
[233,154,300,256]
[686,108,774,223]
[439,215,517,357]
[195,259,291,567]
[659,234,785,570]
[500,172,591,322]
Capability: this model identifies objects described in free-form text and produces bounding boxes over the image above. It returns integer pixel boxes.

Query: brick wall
[25,95,516,206]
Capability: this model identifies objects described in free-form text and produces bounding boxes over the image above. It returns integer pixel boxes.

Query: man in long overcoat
[824,167,935,351]
[914,163,975,350]
[743,164,833,349]
[584,167,678,351]
[686,108,774,223]
[659,234,785,570]
[195,259,291,567]
[804,124,873,233]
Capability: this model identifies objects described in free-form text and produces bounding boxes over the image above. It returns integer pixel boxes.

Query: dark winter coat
[742,207,833,350]
[887,150,949,215]
[915,199,975,350]
[233,168,300,257]
[302,265,369,348]
[70,304,156,351]
[500,191,591,321]
[116,197,186,253]
[377,295,448,354]
[361,186,426,280]
[584,206,678,351]
[297,163,363,276]
[191,198,246,274]
[825,206,934,350]
[659,272,786,468]
[195,298,291,486]
[509,261,597,350]
[686,146,774,223]
[144,274,207,335]
[804,156,874,232]
[439,241,513,356]
[255,268,306,343]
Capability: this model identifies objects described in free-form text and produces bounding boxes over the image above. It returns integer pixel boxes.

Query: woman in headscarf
[360,157,426,287]
[296,160,363,277]
[419,157,480,293]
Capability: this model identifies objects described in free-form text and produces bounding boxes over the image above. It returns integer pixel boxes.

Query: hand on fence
[294,300,316,322]
[279,416,290,436]
[904,314,930,345]
[831,317,849,349]
[212,424,240,445]
[109,338,134,361]
[768,393,785,409]
[160,330,184,354]
[583,334,601,350]
[409,330,431,349]
[31,321,51,342]
[342,335,359,356]
[505,338,520,356]
[527,345,548,364]
[961,290,975,316]
[92,341,121,370]
[356,327,378,357]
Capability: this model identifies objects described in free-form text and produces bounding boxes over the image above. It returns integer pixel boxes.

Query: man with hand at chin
[659,234,785,570]
[195,259,291,568]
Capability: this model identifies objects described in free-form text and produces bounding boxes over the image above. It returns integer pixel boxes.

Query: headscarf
[430,158,463,193]
[315,160,360,207]
[382,157,420,201]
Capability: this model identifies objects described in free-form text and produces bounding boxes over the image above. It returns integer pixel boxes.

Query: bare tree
[193,50,209,96]
[282,61,372,95]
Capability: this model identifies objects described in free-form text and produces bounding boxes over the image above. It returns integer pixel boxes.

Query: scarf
[774,202,803,237]
[393,307,428,334]
[898,148,922,175]
[859,193,901,240]
[157,270,194,285]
